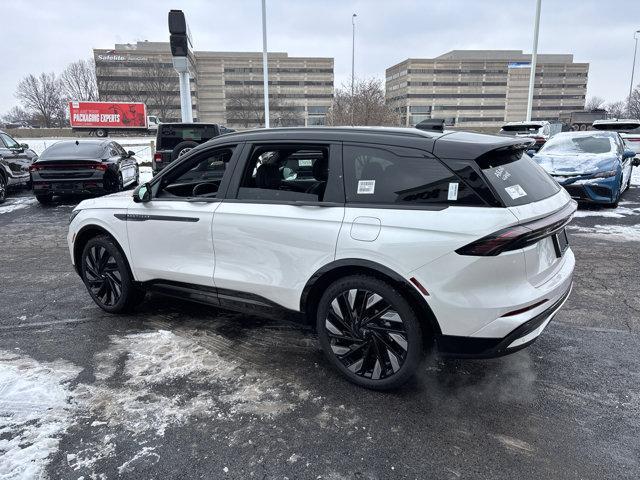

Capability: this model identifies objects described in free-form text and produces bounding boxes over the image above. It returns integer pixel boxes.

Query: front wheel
[316,275,423,390]
[81,235,146,313]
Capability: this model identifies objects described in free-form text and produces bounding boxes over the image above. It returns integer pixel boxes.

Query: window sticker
[505,184,527,199]
[447,182,459,201]
[493,166,512,182]
[357,180,376,194]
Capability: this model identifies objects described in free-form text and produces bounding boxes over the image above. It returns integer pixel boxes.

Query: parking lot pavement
[1,188,639,480]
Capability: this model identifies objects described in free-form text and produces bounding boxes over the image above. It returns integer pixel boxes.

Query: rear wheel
[0,175,6,203]
[35,193,53,204]
[81,235,145,313]
[95,128,108,138]
[316,275,423,390]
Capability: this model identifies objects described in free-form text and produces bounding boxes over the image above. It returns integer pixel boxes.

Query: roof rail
[415,119,445,133]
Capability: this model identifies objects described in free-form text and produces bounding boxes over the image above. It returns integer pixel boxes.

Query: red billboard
[69,101,147,129]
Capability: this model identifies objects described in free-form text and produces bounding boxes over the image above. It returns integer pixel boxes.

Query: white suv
[68,127,576,389]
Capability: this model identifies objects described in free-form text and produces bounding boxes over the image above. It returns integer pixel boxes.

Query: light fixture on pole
[628,30,640,117]
[168,9,193,123]
[351,13,357,125]
[525,0,542,121]
[261,0,270,128]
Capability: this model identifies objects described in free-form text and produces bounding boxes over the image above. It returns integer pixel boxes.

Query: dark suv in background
[152,123,234,174]
[0,130,38,202]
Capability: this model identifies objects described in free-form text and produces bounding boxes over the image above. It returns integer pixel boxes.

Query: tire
[35,193,53,204]
[316,275,423,390]
[95,128,108,138]
[0,174,6,203]
[171,141,199,161]
[81,235,146,313]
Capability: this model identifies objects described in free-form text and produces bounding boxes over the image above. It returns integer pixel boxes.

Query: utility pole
[261,0,270,128]
[526,0,542,121]
[628,30,640,117]
[351,13,357,125]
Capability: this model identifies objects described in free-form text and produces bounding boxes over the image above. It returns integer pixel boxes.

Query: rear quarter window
[480,152,560,206]
[343,144,485,206]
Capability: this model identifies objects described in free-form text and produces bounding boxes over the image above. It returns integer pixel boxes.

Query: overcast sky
[2,0,639,113]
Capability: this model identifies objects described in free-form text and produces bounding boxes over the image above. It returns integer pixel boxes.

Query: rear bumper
[32,178,107,195]
[436,282,572,358]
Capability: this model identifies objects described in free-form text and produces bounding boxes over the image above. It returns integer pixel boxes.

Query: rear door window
[343,144,485,206]
[480,152,560,206]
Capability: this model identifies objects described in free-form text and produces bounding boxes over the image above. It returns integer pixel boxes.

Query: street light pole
[261,0,270,128]
[351,13,357,125]
[526,0,542,121]
[628,30,640,117]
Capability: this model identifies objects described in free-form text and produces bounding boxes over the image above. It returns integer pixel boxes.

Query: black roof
[201,126,532,160]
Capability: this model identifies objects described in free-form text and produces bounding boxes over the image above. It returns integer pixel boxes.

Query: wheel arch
[300,258,442,336]
[73,224,134,279]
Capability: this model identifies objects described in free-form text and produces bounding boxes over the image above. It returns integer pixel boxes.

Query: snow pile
[569,224,640,242]
[573,203,640,219]
[0,197,38,215]
[0,352,81,480]
[20,137,155,164]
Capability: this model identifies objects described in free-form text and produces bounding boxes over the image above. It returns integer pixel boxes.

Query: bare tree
[225,86,304,128]
[326,78,399,127]
[2,106,32,124]
[628,84,640,119]
[60,59,98,101]
[15,73,66,127]
[605,100,626,119]
[585,96,605,111]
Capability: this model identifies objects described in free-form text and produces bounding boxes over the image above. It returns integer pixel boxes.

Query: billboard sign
[69,101,147,129]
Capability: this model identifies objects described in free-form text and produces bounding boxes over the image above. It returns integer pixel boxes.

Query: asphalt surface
[1,185,639,480]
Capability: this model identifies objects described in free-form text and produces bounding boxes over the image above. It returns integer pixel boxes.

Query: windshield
[39,142,104,160]
[539,134,614,156]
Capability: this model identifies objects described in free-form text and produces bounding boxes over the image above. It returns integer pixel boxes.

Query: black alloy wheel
[81,235,145,312]
[84,243,122,307]
[317,275,423,390]
[0,175,6,202]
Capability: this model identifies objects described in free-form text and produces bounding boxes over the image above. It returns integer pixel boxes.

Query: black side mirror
[526,149,537,157]
[133,183,151,203]
[127,150,135,158]
[20,143,29,150]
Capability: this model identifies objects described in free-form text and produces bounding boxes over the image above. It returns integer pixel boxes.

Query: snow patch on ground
[569,224,640,242]
[0,352,81,480]
[573,204,640,219]
[632,166,640,186]
[0,197,38,215]
[0,329,307,477]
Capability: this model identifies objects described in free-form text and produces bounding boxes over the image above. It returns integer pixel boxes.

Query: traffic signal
[168,10,190,57]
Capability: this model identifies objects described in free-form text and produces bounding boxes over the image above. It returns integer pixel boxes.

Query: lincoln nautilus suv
[68,125,575,389]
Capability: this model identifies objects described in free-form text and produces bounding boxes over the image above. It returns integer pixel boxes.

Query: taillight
[154,152,162,162]
[29,164,40,172]
[456,200,577,256]
[95,163,108,171]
